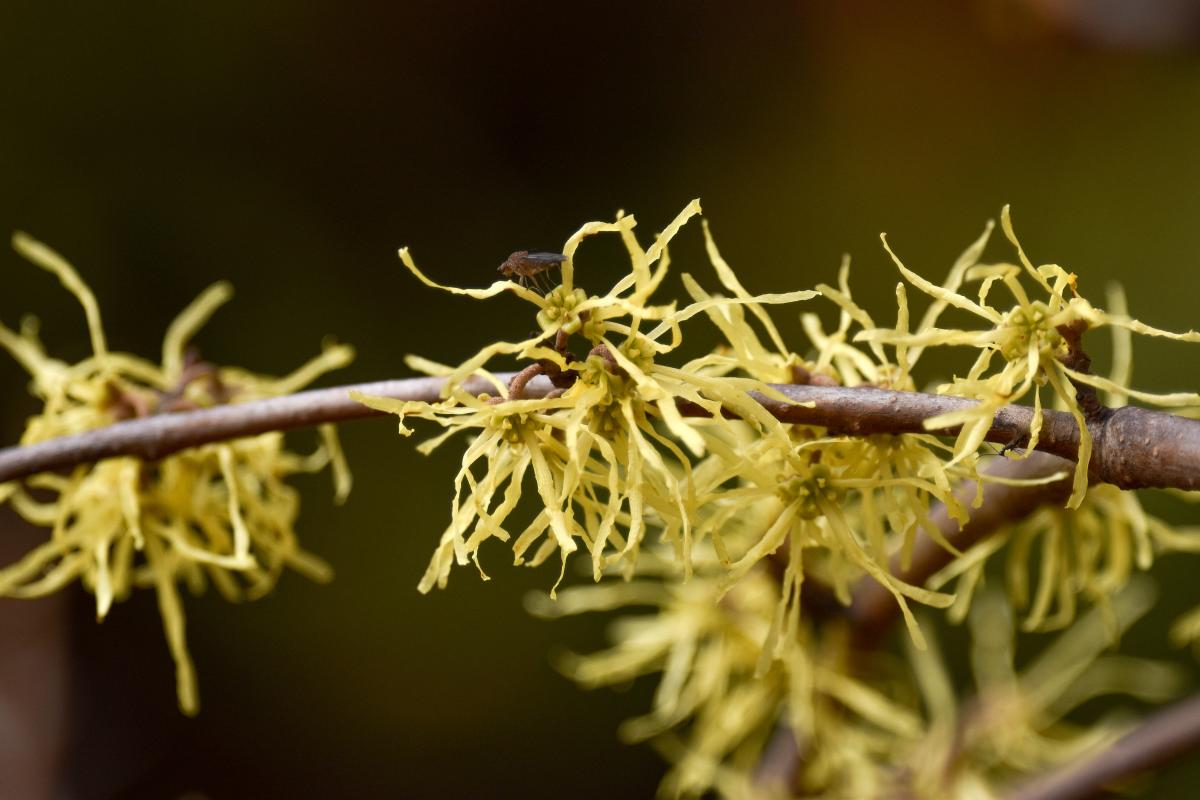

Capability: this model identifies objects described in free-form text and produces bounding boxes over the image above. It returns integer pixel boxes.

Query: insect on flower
[498,250,566,292]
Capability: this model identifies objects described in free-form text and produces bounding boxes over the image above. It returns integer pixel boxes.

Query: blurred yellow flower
[904,581,1183,798]
[0,234,352,714]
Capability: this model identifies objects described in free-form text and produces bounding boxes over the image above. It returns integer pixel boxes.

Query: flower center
[998,301,1061,362]
[778,464,840,520]
[537,286,590,334]
[489,410,534,446]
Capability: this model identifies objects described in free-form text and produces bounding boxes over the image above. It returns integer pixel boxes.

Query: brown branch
[754,385,1200,492]
[2,377,1200,490]
[505,363,545,400]
[752,385,1200,491]
[3,368,1197,796]
[754,723,803,791]
[1056,320,1107,424]
[0,375,491,483]
[1005,693,1200,800]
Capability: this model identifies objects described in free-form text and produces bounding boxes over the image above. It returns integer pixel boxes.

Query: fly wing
[522,252,567,267]
[498,250,565,277]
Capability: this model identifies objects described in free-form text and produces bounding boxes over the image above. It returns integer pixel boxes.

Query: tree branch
[756,385,1200,492]
[0,375,482,483]
[2,376,1200,491]
[1005,693,1200,800]
[12,369,1195,796]
[1,368,1197,798]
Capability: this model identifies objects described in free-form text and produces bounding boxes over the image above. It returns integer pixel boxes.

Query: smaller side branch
[846,451,1072,645]
[760,455,1072,794]
[1005,693,1200,800]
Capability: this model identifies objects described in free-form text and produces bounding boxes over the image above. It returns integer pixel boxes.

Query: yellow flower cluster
[0,234,351,714]
[539,550,1180,798]
[682,240,989,655]
[362,202,816,594]
[900,581,1182,799]
[527,558,843,799]
[383,201,1200,643]
[864,208,1200,508]
[4,196,1193,791]
[926,483,1200,635]
[381,204,1200,796]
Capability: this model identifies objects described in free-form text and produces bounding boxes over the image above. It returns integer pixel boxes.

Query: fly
[498,250,566,292]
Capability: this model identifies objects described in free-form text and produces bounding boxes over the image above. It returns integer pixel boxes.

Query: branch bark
[2,376,1200,491]
[0,375,486,483]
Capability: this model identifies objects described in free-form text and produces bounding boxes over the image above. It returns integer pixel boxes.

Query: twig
[505,363,545,400]
[1005,693,1200,800]
[0,375,483,483]
[1056,320,1107,423]
[2,377,1200,490]
[754,723,802,790]
[846,451,1073,645]
[755,454,1074,794]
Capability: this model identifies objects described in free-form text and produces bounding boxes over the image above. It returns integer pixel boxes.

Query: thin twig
[754,723,803,791]
[1005,693,1200,800]
[847,451,1073,645]
[2,376,1200,490]
[0,375,485,483]
[758,454,1075,794]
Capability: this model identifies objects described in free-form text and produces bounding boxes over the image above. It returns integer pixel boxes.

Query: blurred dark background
[1,1,1200,797]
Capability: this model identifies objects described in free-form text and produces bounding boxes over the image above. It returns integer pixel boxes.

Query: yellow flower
[904,581,1183,798]
[366,203,817,591]
[531,552,924,799]
[861,208,1200,508]
[696,431,956,658]
[682,242,988,655]
[0,234,352,714]
[529,560,797,798]
[398,202,703,396]
[353,389,594,592]
[926,483,1196,635]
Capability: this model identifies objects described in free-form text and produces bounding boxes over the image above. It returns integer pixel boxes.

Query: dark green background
[0,2,1198,798]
